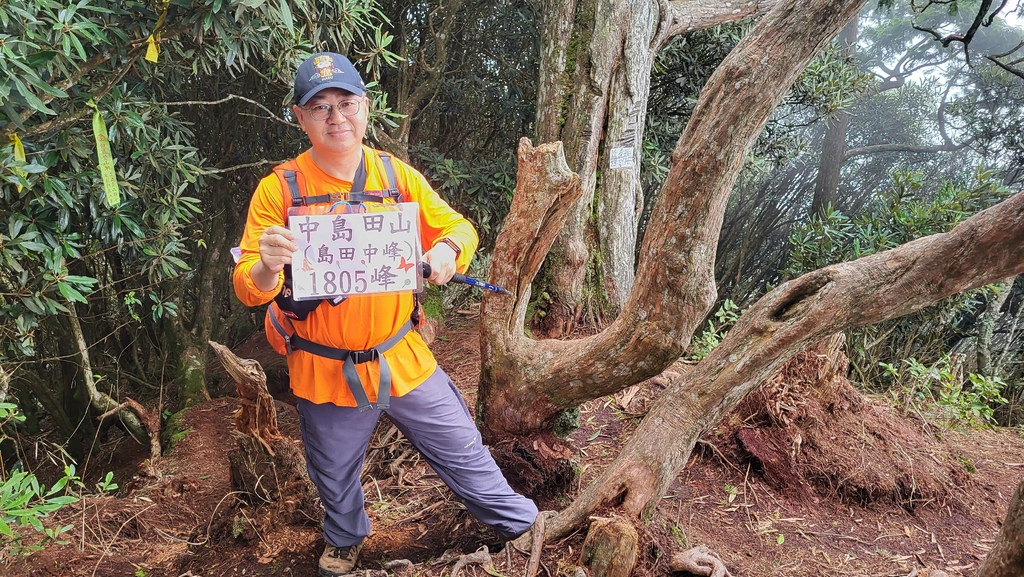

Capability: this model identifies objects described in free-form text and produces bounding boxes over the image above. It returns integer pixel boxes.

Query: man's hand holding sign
[252,225,296,292]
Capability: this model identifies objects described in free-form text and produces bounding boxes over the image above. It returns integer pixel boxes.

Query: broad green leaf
[11,77,55,115]
[57,282,87,303]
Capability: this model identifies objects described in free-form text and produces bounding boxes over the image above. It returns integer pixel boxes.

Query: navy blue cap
[293,52,366,105]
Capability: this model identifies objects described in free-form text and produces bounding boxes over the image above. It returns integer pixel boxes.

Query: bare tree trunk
[175,206,233,408]
[994,284,1024,378]
[810,18,858,216]
[0,364,9,405]
[535,0,777,336]
[377,0,468,159]
[544,189,1024,539]
[535,0,577,144]
[976,277,1014,375]
[481,0,866,439]
[595,0,660,312]
[67,304,152,448]
[534,0,611,337]
[977,477,1024,577]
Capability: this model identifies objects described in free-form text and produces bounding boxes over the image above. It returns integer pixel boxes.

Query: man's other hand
[423,242,458,285]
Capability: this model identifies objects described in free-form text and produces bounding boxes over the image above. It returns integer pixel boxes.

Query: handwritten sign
[289,203,422,299]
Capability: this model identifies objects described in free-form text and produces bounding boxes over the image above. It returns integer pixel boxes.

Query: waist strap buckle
[350,349,379,364]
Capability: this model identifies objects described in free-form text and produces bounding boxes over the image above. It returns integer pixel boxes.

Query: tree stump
[578,516,638,577]
[227,433,315,520]
[208,341,315,523]
[208,340,280,454]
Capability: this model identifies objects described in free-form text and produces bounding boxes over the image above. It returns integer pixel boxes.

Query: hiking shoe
[319,542,362,576]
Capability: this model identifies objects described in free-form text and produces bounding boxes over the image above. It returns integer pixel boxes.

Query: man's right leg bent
[297,398,380,548]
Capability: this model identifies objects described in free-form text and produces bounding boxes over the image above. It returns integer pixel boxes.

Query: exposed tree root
[526,510,546,577]
[669,545,733,577]
[450,545,494,577]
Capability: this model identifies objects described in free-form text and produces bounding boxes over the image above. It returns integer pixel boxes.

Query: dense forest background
[2,0,1024,566]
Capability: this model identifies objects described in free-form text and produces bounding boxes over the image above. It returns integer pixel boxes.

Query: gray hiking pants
[296,367,538,548]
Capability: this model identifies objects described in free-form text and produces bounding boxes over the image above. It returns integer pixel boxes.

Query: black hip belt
[285,320,413,411]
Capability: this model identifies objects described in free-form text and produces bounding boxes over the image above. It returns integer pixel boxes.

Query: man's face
[294,88,368,157]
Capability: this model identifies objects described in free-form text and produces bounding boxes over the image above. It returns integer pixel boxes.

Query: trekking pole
[419,263,512,296]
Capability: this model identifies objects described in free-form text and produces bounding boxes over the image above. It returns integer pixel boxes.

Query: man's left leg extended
[385,367,538,538]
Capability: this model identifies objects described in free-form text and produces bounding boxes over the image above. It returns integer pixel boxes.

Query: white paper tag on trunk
[609,147,634,169]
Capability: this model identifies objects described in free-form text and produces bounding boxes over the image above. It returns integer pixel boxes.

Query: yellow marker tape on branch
[145,6,168,63]
[9,134,26,192]
[89,100,121,207]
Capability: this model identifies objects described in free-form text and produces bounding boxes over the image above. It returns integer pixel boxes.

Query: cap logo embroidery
[313,55,338,81]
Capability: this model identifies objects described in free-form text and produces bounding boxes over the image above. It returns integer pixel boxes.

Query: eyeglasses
[302,100,362,121]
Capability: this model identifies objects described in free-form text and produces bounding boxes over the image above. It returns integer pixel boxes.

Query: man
[233,52,538,576]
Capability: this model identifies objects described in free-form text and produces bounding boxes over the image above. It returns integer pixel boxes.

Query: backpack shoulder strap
[272,160,303,209]
[376,151,404,202]
[272,159,333,208]
[274,151,405,209]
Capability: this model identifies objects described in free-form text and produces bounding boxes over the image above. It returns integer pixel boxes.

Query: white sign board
[608,147,634,170]
[289,202,422,299]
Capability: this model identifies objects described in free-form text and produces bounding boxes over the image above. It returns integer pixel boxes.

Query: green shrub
[410,146,516,250]
[882,356,1008,428]
[0,402,78,558]
[687,299,741,361]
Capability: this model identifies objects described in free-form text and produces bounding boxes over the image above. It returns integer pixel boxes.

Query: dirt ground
[5,314,1024,577]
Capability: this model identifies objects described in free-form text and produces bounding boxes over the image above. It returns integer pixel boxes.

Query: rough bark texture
[479,139,583,434]
[207,341,314,515]
[545,188,1024,540]
[975,277,1014,375]
[535,0,609,336]
[595,0,659,311]
[481,0,867,439]
[536,0,776,335]
[661,0,778,44]
[578,517,639,577]
[977,477,1024,577]
[208,341,281,455]
[535,0,577,144]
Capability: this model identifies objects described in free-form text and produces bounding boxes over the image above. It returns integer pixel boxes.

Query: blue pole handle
[420,263,512,295]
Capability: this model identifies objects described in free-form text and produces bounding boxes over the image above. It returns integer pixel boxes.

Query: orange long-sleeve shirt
[233,147,478,406]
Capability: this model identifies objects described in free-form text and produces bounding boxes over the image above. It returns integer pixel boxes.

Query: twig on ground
[695,439,745,475]
[796,529,874,546]
[395,499,445,524]
[89,504,156,577]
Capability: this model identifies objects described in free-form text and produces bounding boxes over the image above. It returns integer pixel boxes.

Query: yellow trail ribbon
[145,35,159,63]
[89,100,121,207]
[9,134,26,192]
[145,5,168,63]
